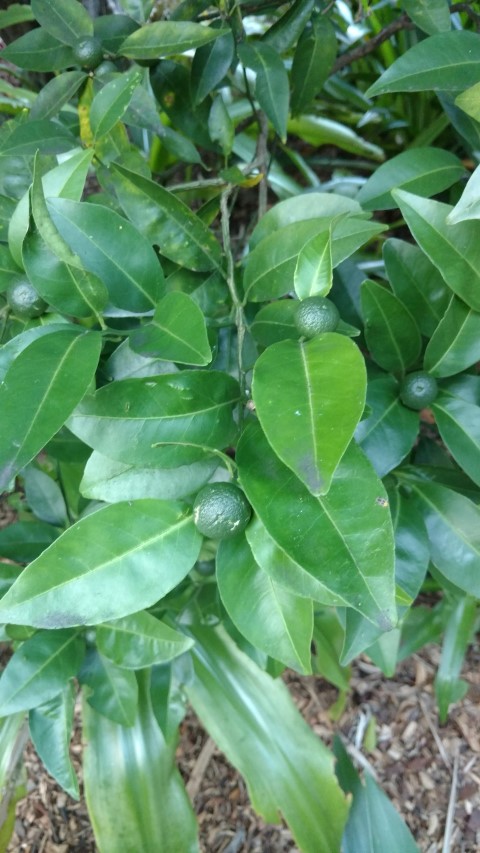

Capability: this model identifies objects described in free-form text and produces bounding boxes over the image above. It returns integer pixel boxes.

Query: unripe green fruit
[193,482,252,540]
[294,296,340,338]
[72,37,104,70]
[7,280,48,319]
[399,371,438,410]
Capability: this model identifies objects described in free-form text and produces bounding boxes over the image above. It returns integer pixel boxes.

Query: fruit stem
[220,186,247,426]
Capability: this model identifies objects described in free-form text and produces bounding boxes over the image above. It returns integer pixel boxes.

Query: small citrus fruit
[193,482,252,540]
[72,37,104,70]
[399,371,438,410]
[7,279,48,319]
[294,296,340,338]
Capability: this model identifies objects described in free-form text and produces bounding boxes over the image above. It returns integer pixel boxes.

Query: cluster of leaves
[0,0,480,850]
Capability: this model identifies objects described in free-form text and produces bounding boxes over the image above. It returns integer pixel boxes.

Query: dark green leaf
[355,376,419,478]
[433,391,480,486]
[111,163,223,272]
[361,279,421,374]
[96,611,193,669]
[119,20,227,59]
[0,121,76,157]
[68,371,240,468]
[217,535,313,674]
[0,330,102,491]
[29,72,87,121]
[253,335,366,495]
[130,292,211,366]
[94,14,139,53]
[402,0,451,35]
[23,465,67,527]
[0,629,84,716]
[250,300,298,347]
[388,488,429,601]
[90,68,142,139]
[0,500,201,628]
[435,595,476,722]
[29,684,78,799]
[191,31,235,105]
[0,521,59,563]
[238,41,289,140]
[290,16,337,116]
[357,148,464,210]
[79,647,138,726]
[2,28,75,71]
[262,0,314,54]
[31,0,93,45]
[383,238,450,338]
[424,296,480,377]
[187,625,348,852]
[0,4,36,27]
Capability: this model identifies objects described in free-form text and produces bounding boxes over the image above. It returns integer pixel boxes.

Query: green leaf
[250,299,298,347]
[334,738,420,853]
[424,296,480,376]
[388,487,429,601]
[250,193,364,249]
[294,228,332,299]
[392,189,480,312]
[68,371,240,468]
[93,13,139,53]
[455,81,480,122]
[262,0,314,53]
[238,422,396,628]
[357,148,464,211]
[83,670,199,853]
[130,292,211,366]
[208,94,234,156]
[253,335,366,495]
[23,465,68,527]
[119,20,226,59]
[186,625,348,852]
[355,376,419,478]
[90,68,142,139]
[0,324,73,382]
[79,648,138,726]
[287,115,384,161]
[448,163,480,223]
[238,42,289,140]
[217,535,313,674]
[435,595,476,722]
[2,28,75,71]
[0,329,102,492]
[191,31,235,105]
[404,477,480,597]
[29,71,87,121]
[48,197,164,312]
[96,611,193,670]
[111,162,223,272]
[366,31,480,97]
[0,500,201,628]
[402,0,451,35]
[361,279,421,374]
[0,120,75,158]
[29,684,79,799]
[0,4,36,27]
[0,521,59,563]
[0,629,84,716]
[80,452,217,503]
[383,238,450,338]
[290,16,337,116]
[432,391,480,487]
[31,0,93,45]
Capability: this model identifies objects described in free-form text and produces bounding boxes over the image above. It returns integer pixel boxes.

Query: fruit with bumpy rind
[72,37,104,70]
[294,296,340,338]
[193,482,252,540]
[399,371,438,410]
[7,280,48,319]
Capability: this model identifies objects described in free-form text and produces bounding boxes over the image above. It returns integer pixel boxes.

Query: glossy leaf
[455,82,480,123]
[23,465,68,527]
[208,94,234,156]
[111,163,223,272]
[68,371,239,468]
[432,391,480,486]
[402,0,451,35]
[0,120,75,158]
[90,68,142,139]
[0,521,59,564]
[250,300,298,347]
[119,20,226,59]
[80,648,138,727]
[361,279,421,374]
[93,13,139,53]
[448,163,480,223]
[250,193,364,249]
[287,115,384,161]
[262,0,314,53]
[0,4,35,27]
[0,329,102,492]
[0,500,201,628]
[2,28,75,71]
[290,16,337,116]
[191,31,235,105]
[424,296,480,377]
[383,238,450,338]
[355,376,419,478]
[217,535,313,674]
[29,71,87,121]
[392,189,480,312]
[388,488,429,601]
[186,625,348,853]
[238,42,289,141]
[83,670,199,853]
[238,423,396,628]
[367,31,480,97]
[294,228,332,299]
[31,0,93,45]
[404,477,480,596]
[81,451,216,503]
[331,217,386,267]
[357,148,463,211]
[29,684,78,799]
[96,611,193,670]
[253,335,366,495]
[435,595,476,722]
[0,629,84,716]
[130,291,211,365]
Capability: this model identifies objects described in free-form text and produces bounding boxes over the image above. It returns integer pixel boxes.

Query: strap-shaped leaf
[424,296,480,377]
[29,685,79,799]
[31,0,93,45]
[0,329,102,492]
[186,625,348,853]
[0,500,201,628]
[361,279,421,374]
[294,228,332,299]
[96,611,193,670]
[290,16,337,116]
[130,291,211,366]
[238,422,396,628]
[217,535,313,674]
[252,335,366,495]
[191,31,234,105]
[238,42,289,140]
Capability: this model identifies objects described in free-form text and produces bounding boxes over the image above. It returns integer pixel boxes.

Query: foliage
[0,0,480,849]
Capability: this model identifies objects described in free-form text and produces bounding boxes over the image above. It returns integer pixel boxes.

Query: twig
[442,750,460,853]
[255,110,269,221]
[220,187,248,423]
[419,698,452,771]
[186,737,216,800]
[345,742,379,781]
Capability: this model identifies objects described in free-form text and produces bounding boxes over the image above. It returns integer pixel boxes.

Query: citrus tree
[0,0,479,850]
